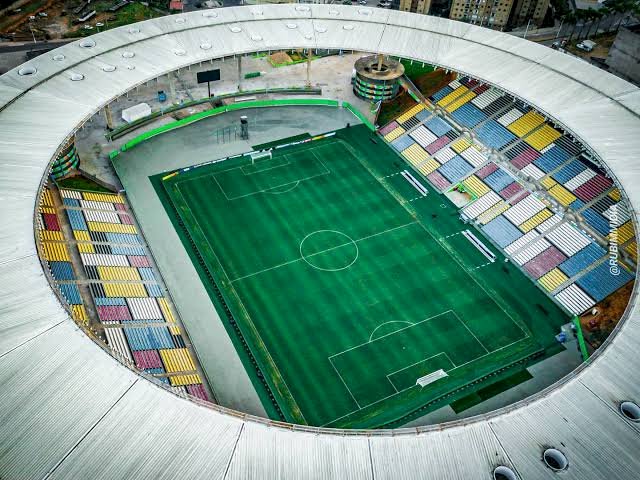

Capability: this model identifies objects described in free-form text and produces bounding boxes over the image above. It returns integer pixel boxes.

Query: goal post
[250,150,272,165]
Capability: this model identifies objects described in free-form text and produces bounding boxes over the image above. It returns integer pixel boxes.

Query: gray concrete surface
[111,105,361,417]
[402,338,584,427]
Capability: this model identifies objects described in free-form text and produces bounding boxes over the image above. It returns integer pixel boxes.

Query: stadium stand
[36,186,209,400]
[380,74,635,315]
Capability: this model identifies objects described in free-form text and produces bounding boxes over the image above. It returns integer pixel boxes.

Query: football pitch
[158,124,568,428]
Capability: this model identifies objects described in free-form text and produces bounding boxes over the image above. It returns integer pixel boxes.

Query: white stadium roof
[1,5,640,479]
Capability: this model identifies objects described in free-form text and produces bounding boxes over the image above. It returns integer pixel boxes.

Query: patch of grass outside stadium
[154,124,569,428]
[252,133,311,151]
[450,369,534,414]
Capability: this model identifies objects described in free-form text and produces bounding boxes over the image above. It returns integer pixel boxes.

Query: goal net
[250,150,272,164]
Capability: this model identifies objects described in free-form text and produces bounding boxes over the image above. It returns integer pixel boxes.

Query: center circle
[299,230,359,272]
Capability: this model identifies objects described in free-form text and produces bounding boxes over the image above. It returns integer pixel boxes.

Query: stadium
[1,4,640,479]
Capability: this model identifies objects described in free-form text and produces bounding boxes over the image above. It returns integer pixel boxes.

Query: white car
[358,0,367,4]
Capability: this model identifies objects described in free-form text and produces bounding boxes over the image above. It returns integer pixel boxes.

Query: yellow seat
[507,111,545,137]
[160,348,196,373]
[451,138,471,153]
[462,176,490,197]
[519,209,553,232]
[538,268,569,291]
[548,184,577,207]
[540,177,557,190]
[383,126,405,142]
[396,104,425,124]
[613,221,635,244]
[525,124,561,151]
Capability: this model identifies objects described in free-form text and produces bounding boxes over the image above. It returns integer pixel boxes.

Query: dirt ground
[566,32,617,61]
[269,51,293,65]
[580,281,634,348]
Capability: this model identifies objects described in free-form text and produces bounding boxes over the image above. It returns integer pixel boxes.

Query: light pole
[524,18,532,39]
[555,17,564,39]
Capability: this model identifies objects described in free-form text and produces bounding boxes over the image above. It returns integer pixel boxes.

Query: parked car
[576,40,596,52]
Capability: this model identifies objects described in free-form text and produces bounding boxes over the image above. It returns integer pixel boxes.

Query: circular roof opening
[543,449,568,472]
[230,26,242,33]
[128,26,140,34]
[69,72,84,81]
[18,66,37,76]
[494,466,518,480]
[202,10,218,17]
[121,51,135,58]
[315,25,327,33]
[79,38,96,48]
[200,42,212,50]
[304,34,312,40]
[175,17,186,24]
[620,401,640,422]
[125,65,135,70]
[52,54,65,61]
[286,23,298,29]
[173,48,186,56]
[102,65,116,72]
[343,24,354,31]
[250,34,262,42]
[295,5,310,11]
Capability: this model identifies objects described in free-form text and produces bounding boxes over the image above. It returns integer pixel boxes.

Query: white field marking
[442,231,463,240]
[212,152,331,201]
[385,352,455,392]
[470,261,493,271]
[299,230,359,272]
[385,351,456,378]
[413,220,529,339]
[447,336,530,373]
[240,156,291,176]
[329,357,362,410]
[383,172,402,179]
[174,186,308,424]
[329,310,455,360]
[449,310,489,354]
[321,333,531,428]
[262,181,300,194]
[230,221,417,283]
[368,320,415,343]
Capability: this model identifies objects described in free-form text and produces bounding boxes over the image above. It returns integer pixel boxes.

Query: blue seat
[552,159,587,184]
[124,326,175,351]
[533,145,571,172]
[482,215,523,248]
[431,86,453,102]
[558,242,606,277]
[451,103,487,128]
[437,155,473,183]
[474,120,515,149]
[484,169,514,192]
[576,262,633,302]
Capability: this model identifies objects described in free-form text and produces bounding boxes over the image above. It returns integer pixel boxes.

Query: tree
[565,12,578,42]
[585,9,603,38]
[594,7,609,36]
[575,9,589,41]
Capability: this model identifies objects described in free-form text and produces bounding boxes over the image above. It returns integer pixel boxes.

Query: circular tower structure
[353,54,405,102]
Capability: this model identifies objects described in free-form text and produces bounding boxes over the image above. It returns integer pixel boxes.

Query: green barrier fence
[117,98,372,153]
[342,102,375,131]
[106,87,323,141]
[573,315,590,362]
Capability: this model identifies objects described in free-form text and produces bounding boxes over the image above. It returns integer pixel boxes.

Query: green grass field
[157,124,569,428]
